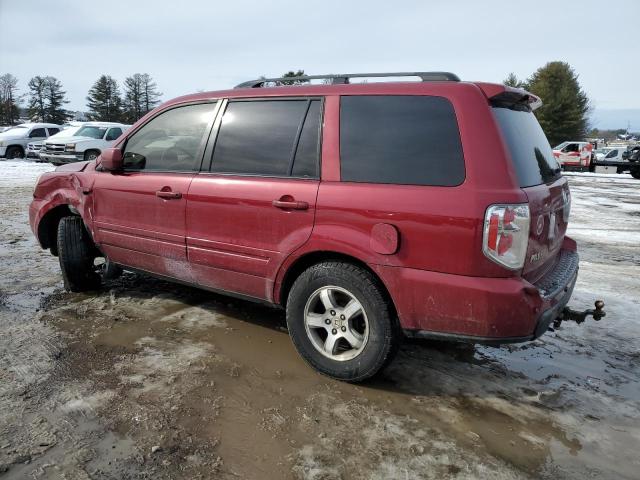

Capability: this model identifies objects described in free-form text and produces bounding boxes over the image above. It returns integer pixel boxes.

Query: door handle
[156,190,182,199]
[272,199,309,210]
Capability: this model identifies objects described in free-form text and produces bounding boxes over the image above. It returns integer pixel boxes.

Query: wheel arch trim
[273,248,399,323]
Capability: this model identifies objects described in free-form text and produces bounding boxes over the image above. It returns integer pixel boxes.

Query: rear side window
[292,100,321,177]
[492,107,561,187]
[211,99,321,177]
[340,96,465,186]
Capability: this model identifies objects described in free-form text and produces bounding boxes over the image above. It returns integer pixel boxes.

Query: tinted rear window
[492,107,561,187]
[340,96,465,186]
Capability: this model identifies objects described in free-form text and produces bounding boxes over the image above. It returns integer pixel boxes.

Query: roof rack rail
[234,71,460,89]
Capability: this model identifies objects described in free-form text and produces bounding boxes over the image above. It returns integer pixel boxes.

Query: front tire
[286,261,400,382]
[5,146,24,159]
[84,150,100,162]
[57,216,101,292]
[631,167,640,180]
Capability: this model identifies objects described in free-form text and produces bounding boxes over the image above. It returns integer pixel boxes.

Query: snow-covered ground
[0,159,54,188]
[0,160,639,479]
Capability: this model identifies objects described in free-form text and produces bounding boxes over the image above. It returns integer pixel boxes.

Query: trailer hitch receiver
[553,300,605,329]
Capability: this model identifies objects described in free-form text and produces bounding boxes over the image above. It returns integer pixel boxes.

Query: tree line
[2,64,591,144]
[0,73,162,125]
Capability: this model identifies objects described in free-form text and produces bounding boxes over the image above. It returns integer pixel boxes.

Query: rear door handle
[272,199,309,210]
[156,190,182,200]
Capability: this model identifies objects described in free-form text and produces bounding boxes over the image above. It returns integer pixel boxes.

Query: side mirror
[100,148,123,171]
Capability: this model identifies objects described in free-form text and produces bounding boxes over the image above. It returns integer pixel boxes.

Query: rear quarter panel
[311,85,527,276]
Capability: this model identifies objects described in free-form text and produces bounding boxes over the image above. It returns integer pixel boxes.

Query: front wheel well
[37,205,75,254]
[6,144,25,155]
[278,251,398,318]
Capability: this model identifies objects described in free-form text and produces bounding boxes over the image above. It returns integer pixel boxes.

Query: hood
[0,132,27,141]
[55,161,90,172]
[45,135,95,144]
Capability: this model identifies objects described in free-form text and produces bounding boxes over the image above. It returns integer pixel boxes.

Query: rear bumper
[376,237,579,343]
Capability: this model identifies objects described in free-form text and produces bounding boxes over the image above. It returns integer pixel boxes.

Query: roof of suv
[17,122,61,128]
[162,77,539,113]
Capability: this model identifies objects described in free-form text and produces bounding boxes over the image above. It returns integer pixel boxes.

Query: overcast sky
[1,0,638,129]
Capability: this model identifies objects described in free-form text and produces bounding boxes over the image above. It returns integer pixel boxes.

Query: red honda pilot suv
[30,72,577,382]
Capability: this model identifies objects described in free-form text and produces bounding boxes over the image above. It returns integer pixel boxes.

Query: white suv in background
[0,123,62,159]
[40,122,130,165]
[32,124,84,162]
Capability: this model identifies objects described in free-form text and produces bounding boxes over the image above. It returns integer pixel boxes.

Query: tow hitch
[553,300,606,329]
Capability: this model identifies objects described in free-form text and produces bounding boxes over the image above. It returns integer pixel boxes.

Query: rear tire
[57,216,101,292]
[286,261,400,382]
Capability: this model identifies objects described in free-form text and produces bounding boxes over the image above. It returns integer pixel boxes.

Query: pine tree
[0,74,20,125]
[526,62,590,145]
[280,70,308,85]
[503,72,525,89]
[140,73,161,115]
[43,76,69,124]
[27,76,47,121]
[86,75,123,122]
[122,73,161,123]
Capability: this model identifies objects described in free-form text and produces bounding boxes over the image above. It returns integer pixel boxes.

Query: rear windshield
[492,107,561,187]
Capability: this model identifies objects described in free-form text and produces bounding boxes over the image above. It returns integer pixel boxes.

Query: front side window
[211,99,321,177]
[605,149,618,158]
[47,128,60,135]
[106,128,122,141]
[30,128,46,138]
[340,96,465,186]
[123,102,217,171]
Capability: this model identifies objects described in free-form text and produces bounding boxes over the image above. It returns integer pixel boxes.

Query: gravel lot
[0,160,638,479]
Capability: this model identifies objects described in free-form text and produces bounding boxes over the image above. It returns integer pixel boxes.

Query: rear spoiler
[475,83,543,111]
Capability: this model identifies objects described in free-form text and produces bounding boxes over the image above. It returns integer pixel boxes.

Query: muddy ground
[0,160,638,479]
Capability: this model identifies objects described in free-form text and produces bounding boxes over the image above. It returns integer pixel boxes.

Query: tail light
[482,204,530,270]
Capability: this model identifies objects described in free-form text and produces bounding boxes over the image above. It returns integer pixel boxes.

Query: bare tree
[0,73,20,125]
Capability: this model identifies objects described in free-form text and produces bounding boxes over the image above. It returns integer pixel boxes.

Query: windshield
[493,107,561,187]
[75,126,107,139]
[1,126,28,136]
[553,141,569,151]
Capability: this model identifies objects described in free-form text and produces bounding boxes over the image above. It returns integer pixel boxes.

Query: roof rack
[234,71,460,89]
